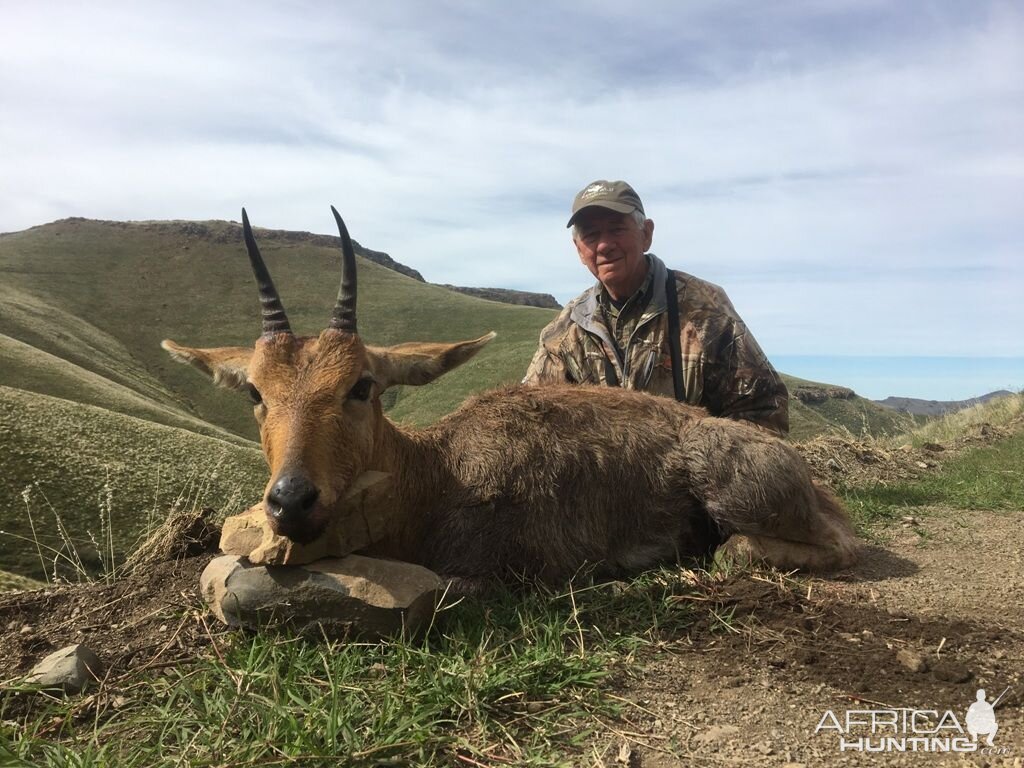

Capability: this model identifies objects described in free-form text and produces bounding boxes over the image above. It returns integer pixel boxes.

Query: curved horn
[329,205,357,333]
[242,208,292,336]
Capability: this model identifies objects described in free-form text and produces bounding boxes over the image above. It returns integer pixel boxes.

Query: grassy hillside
[0,282,184,410]
[0,218,553,438]
[896,390,1024,446]
[0,217,903,436]
[781,374,919,441]
[0,332,252,443]
[0,385,265,579]
[0,217,911,578]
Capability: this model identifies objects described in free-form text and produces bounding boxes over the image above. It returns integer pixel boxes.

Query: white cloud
[0,0,1021,363]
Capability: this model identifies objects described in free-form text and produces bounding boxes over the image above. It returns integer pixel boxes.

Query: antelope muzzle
[265,471,326,543]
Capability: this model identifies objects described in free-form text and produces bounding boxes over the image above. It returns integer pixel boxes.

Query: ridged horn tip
[328,205,358,333]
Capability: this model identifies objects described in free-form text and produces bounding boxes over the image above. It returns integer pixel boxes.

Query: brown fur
[163,330,860,584]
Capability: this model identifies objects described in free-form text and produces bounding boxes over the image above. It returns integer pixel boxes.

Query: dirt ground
[1,510,1020,767]
[593,509,1024,768]
[0,555,219,698]
[0,423,1021,766]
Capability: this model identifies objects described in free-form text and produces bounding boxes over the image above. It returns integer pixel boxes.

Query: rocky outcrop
[252,225,425,282]
[792,385,856,404]
[440,285,562,309]
[208,472,440,638]
[158,220,427,282]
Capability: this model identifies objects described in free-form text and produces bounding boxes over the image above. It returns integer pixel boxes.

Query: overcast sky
[2,1,1022,393]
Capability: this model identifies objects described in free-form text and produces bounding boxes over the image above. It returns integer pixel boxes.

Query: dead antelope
[162,208,860,584]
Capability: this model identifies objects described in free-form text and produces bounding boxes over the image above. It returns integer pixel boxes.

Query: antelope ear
[161,339,254,390]
[366,332,496,390]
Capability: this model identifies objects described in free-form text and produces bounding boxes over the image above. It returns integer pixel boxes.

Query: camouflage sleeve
[522,344,568,385]
[522,310,573,385]
[705,317,790,436]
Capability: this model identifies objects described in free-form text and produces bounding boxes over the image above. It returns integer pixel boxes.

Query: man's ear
[161,339,254,390]
[366,332,496,390]
[642,218,654,251]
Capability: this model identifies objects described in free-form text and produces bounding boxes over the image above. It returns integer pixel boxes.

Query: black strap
[603,355,620,387]
[665,272,684,402]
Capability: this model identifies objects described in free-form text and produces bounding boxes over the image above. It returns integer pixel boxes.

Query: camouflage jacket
[523,254,789,435]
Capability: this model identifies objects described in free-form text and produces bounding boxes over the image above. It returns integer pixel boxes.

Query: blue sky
[1,1,1022,397]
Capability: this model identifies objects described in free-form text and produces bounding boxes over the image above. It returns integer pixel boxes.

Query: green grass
[0,386,265,580]
[0,283,185,412]
[840,430,1024,530]
[781,373,919,441]
[0,332,249,442]
[0,569,700,766]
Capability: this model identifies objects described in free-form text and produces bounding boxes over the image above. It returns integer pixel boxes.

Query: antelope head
[162,207,494,543]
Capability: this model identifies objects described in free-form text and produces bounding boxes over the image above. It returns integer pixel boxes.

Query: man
[523,180,789,436]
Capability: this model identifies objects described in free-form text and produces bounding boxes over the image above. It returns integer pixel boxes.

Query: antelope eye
[246,384,263,405]
[348,378,374,402]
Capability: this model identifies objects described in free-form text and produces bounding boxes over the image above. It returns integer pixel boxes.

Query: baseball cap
[567,180,645,228]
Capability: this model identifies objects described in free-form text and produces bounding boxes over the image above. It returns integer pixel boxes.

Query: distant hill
[874,390,1015,417]
[233,223,562,310]
[782,375,916,441]
[96,217,559,310]
[0,217,556,436]
[121,217,428,281]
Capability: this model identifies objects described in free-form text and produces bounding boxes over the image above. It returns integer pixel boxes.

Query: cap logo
[581,183,611,201]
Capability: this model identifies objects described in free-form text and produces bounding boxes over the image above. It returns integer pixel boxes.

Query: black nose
[266,474,319,524]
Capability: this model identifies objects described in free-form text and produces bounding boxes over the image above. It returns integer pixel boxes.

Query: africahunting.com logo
[815,688,1013,754]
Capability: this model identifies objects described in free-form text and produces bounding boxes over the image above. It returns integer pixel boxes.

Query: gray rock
[26,644,103,694]
[200,554,443,639]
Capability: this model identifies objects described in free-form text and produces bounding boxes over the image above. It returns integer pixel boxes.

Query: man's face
[573,208,655,301]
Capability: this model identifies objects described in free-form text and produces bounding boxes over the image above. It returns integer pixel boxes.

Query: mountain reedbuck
[162,208,860,585]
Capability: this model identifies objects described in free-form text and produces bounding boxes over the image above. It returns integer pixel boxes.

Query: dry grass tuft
[795,392,1024,488]
[894,392,1024,447]
[795,435,930,486]
[122,506,219,575]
